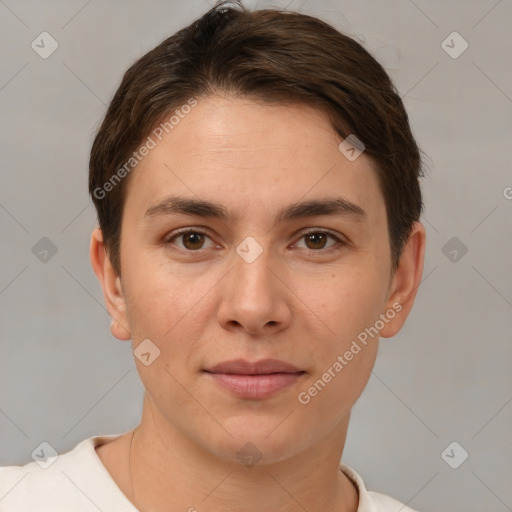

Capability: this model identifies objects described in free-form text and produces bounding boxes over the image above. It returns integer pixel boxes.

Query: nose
[216,242,292,336]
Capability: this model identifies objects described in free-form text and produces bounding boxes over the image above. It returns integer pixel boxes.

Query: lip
[206,358,303,375]
[203,358,306,399]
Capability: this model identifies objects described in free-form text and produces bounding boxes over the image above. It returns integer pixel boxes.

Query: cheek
[294,271,382,414]
[290,265,385,398]
[121,249,216,339]
[121,262,214,411]
[297,345,377,432]
[293,265,386,343]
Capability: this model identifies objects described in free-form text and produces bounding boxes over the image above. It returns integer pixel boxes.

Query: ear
[89,227,131,341]
[379,221,426,338]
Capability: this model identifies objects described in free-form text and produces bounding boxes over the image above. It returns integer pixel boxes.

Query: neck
[126,395,358,512]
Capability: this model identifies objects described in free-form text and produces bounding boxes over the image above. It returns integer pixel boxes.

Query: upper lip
[205,358,304,375]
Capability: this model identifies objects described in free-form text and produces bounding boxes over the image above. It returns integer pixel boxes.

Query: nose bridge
[216,234,290,334]
[232,235,275,299]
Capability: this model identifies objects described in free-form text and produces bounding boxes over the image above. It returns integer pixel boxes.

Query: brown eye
[166,230,215,251]
[295,230,343,252]
[181,232,205,250]
[305,232,328,250]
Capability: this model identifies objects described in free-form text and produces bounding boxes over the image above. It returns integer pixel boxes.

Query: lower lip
[205,372,305,399]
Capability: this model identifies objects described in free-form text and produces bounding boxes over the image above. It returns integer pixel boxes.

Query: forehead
[124,95,385,224]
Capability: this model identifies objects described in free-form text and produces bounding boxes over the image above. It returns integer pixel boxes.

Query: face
[101,95,412,464]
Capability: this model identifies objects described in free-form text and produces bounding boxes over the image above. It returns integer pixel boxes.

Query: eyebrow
[144,195,366,223]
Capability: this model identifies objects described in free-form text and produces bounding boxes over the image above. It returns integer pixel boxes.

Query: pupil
[185,233,203,249]
[307,233,325,249]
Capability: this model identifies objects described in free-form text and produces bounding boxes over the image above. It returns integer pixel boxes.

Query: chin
[201,418,305,466]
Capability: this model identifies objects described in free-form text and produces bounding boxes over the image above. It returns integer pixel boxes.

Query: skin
[90,95,426,512]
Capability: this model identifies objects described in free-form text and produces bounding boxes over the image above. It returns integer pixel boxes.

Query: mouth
[203,358,306,399]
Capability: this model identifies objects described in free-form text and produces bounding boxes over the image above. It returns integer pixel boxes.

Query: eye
[164,228,346,253]
[165,229,216,251]
[294,230,345,251]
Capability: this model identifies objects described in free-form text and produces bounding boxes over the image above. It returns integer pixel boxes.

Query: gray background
[1,0,511,511]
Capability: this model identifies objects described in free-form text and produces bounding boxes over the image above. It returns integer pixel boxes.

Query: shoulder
[0,460,75,510]
[0,438,92,511]
[0,433,133,511]
[340,463,419,512]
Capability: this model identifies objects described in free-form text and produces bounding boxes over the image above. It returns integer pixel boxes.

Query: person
[0,1,426,510]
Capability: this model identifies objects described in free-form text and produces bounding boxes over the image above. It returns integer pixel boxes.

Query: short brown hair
[89,0,424,276]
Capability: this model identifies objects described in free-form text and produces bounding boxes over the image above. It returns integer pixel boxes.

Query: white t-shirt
[0,432,418,511]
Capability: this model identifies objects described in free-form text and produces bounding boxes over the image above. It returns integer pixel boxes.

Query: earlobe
[379,221,426,339]
[89,227,131,341]
[110,318,131,341]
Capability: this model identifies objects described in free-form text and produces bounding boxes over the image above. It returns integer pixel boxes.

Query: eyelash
[163,228,347,254]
